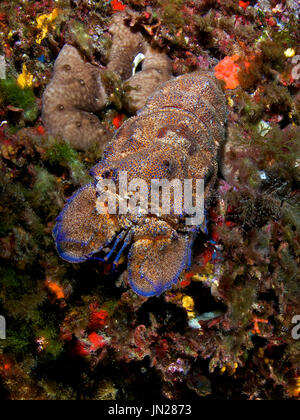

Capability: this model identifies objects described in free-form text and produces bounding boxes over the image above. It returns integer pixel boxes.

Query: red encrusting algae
[105,0,126,13]
[215,55,251,89]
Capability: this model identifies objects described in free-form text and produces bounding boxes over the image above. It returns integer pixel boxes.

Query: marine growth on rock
[42,45,108,150]
[42,12,171,150]
[108,12,172,113]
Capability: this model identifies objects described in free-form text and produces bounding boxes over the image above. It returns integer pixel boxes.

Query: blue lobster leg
[199,208,208,235]
[88,230,127,262]
[112,230,134,269]
[104,230,127,261]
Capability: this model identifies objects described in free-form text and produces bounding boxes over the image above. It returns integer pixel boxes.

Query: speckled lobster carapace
[53,72,228,297]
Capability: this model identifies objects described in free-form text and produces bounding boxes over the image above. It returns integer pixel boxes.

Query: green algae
[0,78,38,123]
[45,142,91,185]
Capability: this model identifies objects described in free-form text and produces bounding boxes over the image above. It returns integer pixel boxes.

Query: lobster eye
[102,168,119,181]
[162,159,171,168]
[102,170,112,179]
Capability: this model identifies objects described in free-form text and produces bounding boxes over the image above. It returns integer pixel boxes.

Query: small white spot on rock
[259,171,267,180]
[132,53,145,76]
[257,120,271,137]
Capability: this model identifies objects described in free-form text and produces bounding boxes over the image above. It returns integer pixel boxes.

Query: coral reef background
[0,0,299,400]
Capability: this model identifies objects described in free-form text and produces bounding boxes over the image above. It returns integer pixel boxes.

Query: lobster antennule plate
[128,233,194,297]
[53,182,119,263]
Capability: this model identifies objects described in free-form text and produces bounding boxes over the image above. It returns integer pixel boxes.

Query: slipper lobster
[53,71,227,297]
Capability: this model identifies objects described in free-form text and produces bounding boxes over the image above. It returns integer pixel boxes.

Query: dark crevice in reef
[188,281,227,315]
[33,349,165,400]
[137,299,188,334]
